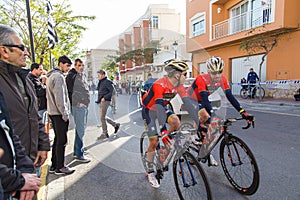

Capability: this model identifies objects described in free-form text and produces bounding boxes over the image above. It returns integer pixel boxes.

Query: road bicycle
[186,116,260,195]
[240,83,265,99]
[140,122,212,200]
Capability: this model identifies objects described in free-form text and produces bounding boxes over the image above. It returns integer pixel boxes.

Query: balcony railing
[212,5,273,40]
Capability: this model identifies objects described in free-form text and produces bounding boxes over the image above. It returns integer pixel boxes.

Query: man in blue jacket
[247,68,259,98]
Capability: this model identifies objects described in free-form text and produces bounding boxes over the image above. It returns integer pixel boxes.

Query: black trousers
[49,115,69,169]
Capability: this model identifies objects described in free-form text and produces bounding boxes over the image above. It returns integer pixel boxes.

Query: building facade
[85,49,117,85]
[186,0,300,98]
[118,4,192,84]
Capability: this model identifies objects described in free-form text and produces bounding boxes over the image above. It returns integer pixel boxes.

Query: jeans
[38,109,49,125]
[100,101,118,134]
[72,106,88,157]
[49,115,69,169]
[38,109,46,118]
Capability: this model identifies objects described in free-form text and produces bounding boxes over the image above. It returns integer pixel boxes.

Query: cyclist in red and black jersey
[142,60,201,188]
[187,56,254,166]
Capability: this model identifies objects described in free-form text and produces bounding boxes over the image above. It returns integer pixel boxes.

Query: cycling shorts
[142,106,175,138]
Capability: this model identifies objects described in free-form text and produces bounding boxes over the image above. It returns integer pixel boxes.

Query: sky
[64,0,186,49]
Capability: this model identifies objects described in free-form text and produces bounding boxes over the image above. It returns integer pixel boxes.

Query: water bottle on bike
[158,146,168,162]
[160,130,174,162]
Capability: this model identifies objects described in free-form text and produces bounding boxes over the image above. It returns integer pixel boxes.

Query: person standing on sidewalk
[0,92,42,199]
[0,24,50,170]
[96,70,120,140]
[46,55,75,175]
[247,68,259,98]
[66,58,91,163]
[28,63,47,118]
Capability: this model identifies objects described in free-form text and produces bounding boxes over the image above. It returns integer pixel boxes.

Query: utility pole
[25,0,35,62]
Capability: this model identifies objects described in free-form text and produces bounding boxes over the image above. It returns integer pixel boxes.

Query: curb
[37,151,52,200]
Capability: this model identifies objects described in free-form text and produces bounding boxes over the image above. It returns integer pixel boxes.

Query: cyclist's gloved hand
[197,124,208,141]
[198,108,211,124]
[240,109,254,121]
[161,130,173,148]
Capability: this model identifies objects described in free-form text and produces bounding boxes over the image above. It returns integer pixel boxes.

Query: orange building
[186,0,300,98]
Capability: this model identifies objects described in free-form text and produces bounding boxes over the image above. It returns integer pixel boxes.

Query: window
[251,0,273,27]
[193,20,205,36]
[152,16,158,29]
[190,12,206,37]
[230,1,249,34]
[229,0,273,34]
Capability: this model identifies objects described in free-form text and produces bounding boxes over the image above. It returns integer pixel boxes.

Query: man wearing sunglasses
[0,24,50,196]
[187,56,253,166]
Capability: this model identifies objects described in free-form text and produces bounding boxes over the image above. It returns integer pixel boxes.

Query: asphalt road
[45,92,300,200]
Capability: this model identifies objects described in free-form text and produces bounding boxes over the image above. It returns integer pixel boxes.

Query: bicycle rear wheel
[173,151,212,200]
[219,135,259,195]
[240,89,248,99]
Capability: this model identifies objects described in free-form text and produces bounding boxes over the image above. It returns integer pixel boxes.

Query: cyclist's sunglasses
[181,72,187,76]
[210,70,223,75]
[2,44,26,51]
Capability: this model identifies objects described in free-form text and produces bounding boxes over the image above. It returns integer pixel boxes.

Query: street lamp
[172,41,178,59]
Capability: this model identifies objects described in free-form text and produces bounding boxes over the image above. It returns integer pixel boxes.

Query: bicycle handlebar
[226,116,255,129]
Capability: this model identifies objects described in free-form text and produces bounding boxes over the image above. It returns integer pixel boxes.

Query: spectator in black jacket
[28,63,47,118]
[0,92,41,199]
[66,58,91,163]
[96,70,120,139]
[0,24,50,172]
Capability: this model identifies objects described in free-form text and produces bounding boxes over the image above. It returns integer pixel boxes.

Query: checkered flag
[47,1,58,49]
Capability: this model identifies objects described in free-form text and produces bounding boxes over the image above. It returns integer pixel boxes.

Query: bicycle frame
[196,117,253,159]
[155,130,194,174]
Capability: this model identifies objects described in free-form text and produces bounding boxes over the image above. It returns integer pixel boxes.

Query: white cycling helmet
[165,59,189,73]
[206,56,224,73]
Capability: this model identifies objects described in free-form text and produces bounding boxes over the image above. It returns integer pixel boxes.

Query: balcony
[212,5,273,40]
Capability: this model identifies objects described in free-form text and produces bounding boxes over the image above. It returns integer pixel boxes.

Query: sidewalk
[236,96,300,107]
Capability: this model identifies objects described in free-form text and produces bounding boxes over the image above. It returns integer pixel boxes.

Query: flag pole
[25,0,35,62]
[47,0,58,69]
[49,50,52,69]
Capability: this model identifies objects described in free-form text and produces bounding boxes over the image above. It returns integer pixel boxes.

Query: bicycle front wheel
[173,151,212,200]
[240,89,248,99]
[140,131,150,173]
[219,135,259,195]
[254,86,265,99]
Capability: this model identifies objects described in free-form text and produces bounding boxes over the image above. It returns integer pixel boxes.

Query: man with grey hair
[0,24,50,169]
[0,23,49,198]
